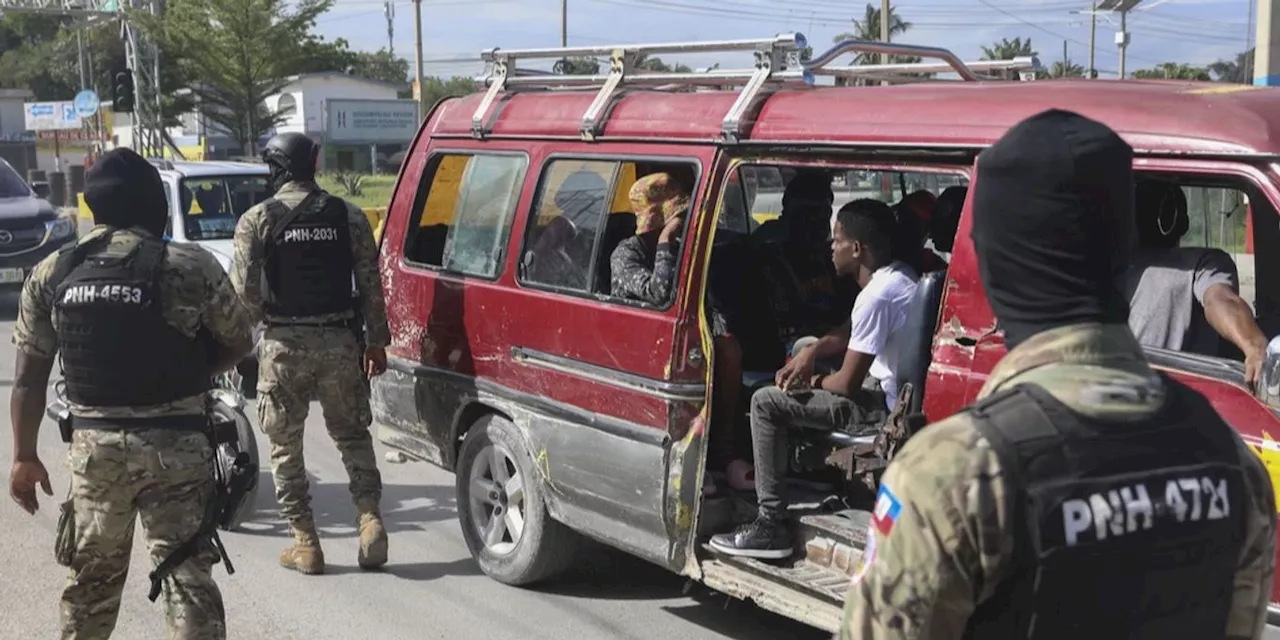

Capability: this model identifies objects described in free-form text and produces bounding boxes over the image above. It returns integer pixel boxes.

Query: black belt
[73,414,208,432]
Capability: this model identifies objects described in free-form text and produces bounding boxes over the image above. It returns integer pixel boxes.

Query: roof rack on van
[471,33,1040,143]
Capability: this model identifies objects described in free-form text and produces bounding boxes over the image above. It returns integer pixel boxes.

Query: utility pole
[879,0,890,64]
[413,0,425,118]
[1098,0,1138,79]
[560,0,567,47]
[1118,9,1128,78]
[1257,0,1277,85]
[77,29,87,90]
[1087,1,1097,78]
[384,1,394,56]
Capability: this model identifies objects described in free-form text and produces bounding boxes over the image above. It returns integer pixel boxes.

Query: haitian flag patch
[871,483,902,537]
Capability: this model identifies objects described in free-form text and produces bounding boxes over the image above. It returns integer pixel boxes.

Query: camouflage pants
[257,326,382,524]
[62,428,225,640]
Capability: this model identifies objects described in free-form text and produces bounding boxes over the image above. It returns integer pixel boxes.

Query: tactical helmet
[261,132,320,178]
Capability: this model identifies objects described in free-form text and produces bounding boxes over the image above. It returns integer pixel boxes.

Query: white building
[115,72,414,172]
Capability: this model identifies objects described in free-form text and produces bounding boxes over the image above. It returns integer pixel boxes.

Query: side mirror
[31,182,50,199]
[1257,335,1280,408]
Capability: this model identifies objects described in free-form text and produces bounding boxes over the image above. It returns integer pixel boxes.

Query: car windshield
[180,174,271,240]
[0,161,31,198]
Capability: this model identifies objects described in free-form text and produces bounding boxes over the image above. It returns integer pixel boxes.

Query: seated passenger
[930,185,967,256]
[752,171,850,344]
[611,173,746,473]
[1118,181,1268,387]
[894,189,946,273]
[710,199,918,559]
[527,171,607,289]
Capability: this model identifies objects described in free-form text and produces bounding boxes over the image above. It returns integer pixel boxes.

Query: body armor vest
[52,233,212,407]
[961,377,1248,639]
[263,191,354,319]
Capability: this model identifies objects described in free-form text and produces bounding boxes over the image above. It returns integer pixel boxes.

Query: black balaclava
[970,109,1135,350]
[83,148,168,237]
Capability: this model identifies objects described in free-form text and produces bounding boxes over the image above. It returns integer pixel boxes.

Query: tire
[456,414,580,586]
[212,399,260,532]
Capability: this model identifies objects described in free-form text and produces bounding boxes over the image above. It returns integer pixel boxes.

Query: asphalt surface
[0,291,826,639]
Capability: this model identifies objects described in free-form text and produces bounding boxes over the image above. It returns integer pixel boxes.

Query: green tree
[831,3,925,85]
[1132,62,1210,80]
[0,15,195,127]
[418,76,477,108]
[1208,49,1254,83]
[554,56,600,75]
[981,37,1036,61]
[1049,60,1086,78]
[135,0,333,154]
[292,37,409,85]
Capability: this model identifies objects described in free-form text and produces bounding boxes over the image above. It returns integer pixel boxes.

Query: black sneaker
[708,517,793,560]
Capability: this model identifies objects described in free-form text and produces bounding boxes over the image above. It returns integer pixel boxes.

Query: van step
[797,511,871,577]
[701,544,854,604]
[700,556,844,634]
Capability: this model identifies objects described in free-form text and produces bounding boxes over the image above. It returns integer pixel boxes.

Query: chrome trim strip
[510,346,705,402]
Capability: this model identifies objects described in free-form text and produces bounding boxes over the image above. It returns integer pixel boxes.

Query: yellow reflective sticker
[1184,84,1265,95]
[1246,430,1280,513]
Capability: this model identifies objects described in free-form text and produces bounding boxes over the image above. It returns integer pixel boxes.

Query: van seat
[893,269,948,415]
[593,212,637,294]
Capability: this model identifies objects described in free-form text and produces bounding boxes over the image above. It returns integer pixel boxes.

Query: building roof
[0,88,35,100]
[280,71,407,92]
[426,78,1280,156]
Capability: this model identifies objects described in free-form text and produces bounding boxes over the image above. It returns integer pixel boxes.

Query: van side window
[403,153,528,278]
[519,158,697,305]
[521,160,616,291]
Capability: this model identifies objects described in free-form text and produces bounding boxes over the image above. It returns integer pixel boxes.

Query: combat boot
[279,519,325,575]
[357,507,389,569]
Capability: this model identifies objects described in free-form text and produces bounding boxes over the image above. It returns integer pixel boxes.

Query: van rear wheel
[456,414,580,586]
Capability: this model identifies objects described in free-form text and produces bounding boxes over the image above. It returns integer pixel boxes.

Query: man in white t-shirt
[710,199,919,559]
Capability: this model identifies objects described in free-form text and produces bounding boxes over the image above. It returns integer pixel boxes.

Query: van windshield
[0,161,31,199]
[180,175,271,240]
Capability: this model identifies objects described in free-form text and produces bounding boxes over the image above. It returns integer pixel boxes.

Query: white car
[153,159,271,396]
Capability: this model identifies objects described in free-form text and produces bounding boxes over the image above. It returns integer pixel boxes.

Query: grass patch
[316,173,398,210]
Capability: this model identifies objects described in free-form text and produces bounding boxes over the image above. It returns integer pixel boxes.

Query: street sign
[74,90,100,118]
[23,101,85,131]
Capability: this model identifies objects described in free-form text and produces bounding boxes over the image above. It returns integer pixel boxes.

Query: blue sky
[313,0,1256,79]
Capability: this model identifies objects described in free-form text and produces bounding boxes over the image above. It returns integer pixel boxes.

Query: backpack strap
[265,191,328,243]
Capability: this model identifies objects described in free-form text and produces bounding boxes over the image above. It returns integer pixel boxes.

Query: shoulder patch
[872,482,902,537]
[851,522,877,585]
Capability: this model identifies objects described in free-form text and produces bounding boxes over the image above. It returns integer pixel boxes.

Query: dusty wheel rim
[467,442,526,556]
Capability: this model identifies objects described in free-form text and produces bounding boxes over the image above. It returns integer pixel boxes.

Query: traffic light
[111,69,134,113]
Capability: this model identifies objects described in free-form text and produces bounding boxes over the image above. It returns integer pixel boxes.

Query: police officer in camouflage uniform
[8,148,254,639]
[231,132,391,576]
[840,110,1277,639]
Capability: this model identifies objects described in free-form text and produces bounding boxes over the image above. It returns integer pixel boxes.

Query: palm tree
[1049,60,1085,78]
[1132,62,1211,81]
[831,3,925,85]
[981,37,1036,61]
[834,3,913,65]
[1208,49,1254,83]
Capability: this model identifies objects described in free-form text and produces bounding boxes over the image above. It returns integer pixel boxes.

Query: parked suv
[0,158,79,289]
[372,34,1280,633]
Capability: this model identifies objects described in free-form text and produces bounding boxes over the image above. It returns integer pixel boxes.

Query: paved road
[0,291,826,640]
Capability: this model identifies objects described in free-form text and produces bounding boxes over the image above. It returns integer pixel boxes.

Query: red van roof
[427,79,1280,156]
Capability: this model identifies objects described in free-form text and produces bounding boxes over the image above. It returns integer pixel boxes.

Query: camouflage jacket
[12,225,253,418]
[838,322,1277,640]
[230,181,391,348]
